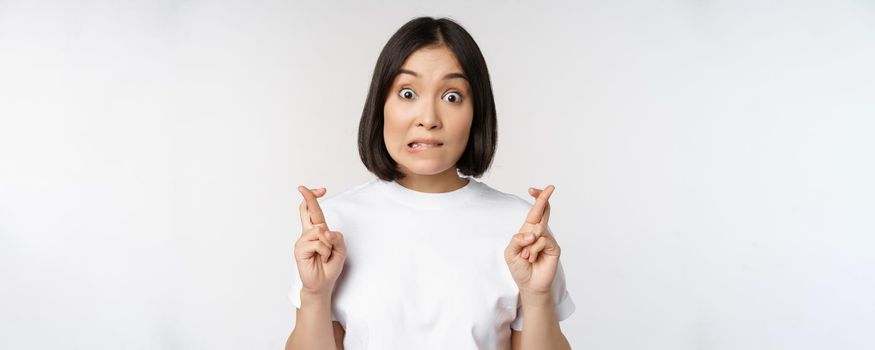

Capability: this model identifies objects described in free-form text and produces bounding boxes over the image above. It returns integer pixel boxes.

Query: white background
[1,0,873,349]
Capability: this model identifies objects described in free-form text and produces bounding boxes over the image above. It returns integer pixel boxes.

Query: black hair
[357,16,497,181]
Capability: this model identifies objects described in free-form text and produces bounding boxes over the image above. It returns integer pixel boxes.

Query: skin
[383,44,473,193]
[287,44,570,349]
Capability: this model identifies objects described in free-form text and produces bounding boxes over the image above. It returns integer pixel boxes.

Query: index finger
[298,185,327,227]
[525,185,555,225]
[528,188,552,225]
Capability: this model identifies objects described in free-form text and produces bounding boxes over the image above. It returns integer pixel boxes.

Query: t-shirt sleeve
[510,259,576,331]
[288,201,339,322]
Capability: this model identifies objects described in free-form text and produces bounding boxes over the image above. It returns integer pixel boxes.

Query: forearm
[285,291,337,350]
[519,291,571,350]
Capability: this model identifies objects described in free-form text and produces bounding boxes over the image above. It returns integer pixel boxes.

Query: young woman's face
[383,44,474,177]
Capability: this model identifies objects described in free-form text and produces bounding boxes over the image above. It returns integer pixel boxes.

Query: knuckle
[295,244,307,254]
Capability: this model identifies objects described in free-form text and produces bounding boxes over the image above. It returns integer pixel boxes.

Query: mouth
[407,141,443,152]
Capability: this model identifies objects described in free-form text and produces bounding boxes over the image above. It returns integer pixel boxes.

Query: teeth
[410,143,440,149]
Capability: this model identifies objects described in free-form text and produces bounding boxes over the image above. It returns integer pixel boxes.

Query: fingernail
[525,234,534,241]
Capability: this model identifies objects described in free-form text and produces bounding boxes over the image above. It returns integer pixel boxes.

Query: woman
[285,17,574,350]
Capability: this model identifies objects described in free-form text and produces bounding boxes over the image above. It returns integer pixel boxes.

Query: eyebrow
[398,68,468,81]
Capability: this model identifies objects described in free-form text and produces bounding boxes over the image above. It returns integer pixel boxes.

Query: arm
[284,291,345,350]
[510,291,571,350]
[507,185,572,349]
[289,186,347,349]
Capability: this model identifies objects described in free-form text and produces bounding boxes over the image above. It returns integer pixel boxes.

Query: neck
[396,167,469,193]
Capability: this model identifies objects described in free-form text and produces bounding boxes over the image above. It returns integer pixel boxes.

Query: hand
[504,185,562,295]
[295,186,347,296]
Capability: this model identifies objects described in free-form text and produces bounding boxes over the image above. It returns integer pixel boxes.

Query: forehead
[399,45,463,75]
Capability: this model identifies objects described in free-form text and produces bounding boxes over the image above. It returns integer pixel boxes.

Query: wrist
[519,289,554,308]
[300,289,332,306]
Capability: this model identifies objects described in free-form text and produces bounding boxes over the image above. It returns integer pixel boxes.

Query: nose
[416,98,442,130]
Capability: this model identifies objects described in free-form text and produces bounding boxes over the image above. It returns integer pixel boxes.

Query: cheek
[383,101,407,147]
[447,112,474,147]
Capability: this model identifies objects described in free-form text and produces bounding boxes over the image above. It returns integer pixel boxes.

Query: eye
[399,88,417,100]
[442,91,463,104]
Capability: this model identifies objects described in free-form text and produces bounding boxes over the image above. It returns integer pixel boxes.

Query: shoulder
[319,179,379,214]
[319,181,373,233]
[471,180,533,215]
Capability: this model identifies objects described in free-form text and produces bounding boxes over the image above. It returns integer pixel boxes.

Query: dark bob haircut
[358,17,497,182]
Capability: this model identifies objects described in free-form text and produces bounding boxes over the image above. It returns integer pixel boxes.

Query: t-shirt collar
[377,176,480,210]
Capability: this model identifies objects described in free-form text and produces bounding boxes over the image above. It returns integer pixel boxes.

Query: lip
[407,138,443,153]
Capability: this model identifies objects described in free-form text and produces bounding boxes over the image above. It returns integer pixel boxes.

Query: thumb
[506,232,535,256]
[328,231,346,256]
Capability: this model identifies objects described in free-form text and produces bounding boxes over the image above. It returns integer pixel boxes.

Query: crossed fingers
[298,186,327,229]
[519,185,556,262]
[524,185,553,226]
[297,186,334,256]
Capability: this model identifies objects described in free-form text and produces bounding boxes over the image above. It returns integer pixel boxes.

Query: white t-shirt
[288,177,575,349]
